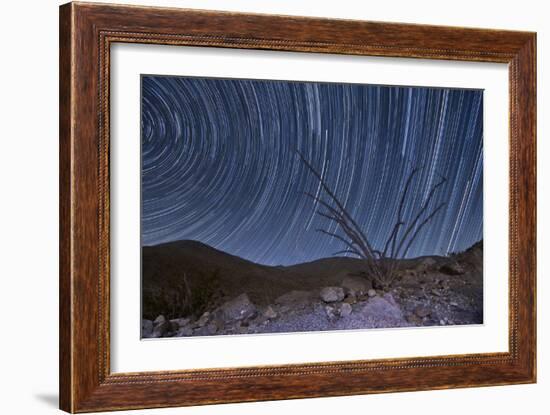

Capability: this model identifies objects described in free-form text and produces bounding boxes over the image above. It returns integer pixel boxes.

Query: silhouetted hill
[142,239,481,320]
[143,240,370,319]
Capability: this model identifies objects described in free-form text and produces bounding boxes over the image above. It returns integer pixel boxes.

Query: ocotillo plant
[298,151,447,289]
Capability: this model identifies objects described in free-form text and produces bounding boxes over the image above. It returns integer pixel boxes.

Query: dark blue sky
[141,75,483,266]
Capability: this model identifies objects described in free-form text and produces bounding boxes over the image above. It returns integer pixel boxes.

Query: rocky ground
[142,241,483,338]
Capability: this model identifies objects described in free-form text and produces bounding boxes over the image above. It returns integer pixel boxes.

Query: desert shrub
[188,269,222,317]
[298,151,446,290]
[143,269,222,320]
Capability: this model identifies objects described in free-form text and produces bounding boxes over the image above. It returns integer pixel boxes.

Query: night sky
[141,75,483,266]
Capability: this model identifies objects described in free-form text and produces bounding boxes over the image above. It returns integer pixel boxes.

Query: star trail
[141,75,483,266]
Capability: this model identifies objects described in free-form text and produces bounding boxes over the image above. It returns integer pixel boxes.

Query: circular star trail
[141,75,483,266]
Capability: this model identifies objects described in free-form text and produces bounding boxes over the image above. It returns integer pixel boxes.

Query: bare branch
[390,168,420,257]
[401,203,446,258]
[394,177,447,258]
[315,229,359,255]
[298,149,447,289]
[397,167,420,220]
[316,210,373,259]
[305,191,373,259]
[383,221,404,258]
[298,151,377,257]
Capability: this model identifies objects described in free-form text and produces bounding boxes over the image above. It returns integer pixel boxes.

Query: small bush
[143,269,222,319]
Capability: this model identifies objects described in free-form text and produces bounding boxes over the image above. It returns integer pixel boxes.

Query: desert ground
[141,240,483,338]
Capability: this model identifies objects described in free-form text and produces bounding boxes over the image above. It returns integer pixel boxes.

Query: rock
[219,293,257,322]
[152,320,172,338]
[341,276,372,296]
[325,305,337,319]
[170,317,190,328]
[150,315,178,337]
[339,303,353,317]
[141,319,153,337]
[414,305,431,318]
[194,323,218,336]
[320,286,345,303]
[247,323,259,333]
[195,312,210,327]
[251,315,271,331]
[367,289,377,298]
[192,321,219,336]
[440,262,465,275]
[177,326,193,336]
[153,315,166,326]
[251,314,269,327]
[382,293,399,307]
[211,315,226,332]
[206,322,218,335]
[344,294,357,305]
[264,305,277,319]
[361,293,406,325]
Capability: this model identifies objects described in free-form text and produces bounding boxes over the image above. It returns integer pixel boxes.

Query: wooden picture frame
[59,2,536,412]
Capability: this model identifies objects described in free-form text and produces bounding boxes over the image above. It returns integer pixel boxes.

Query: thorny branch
[298,151,447,289]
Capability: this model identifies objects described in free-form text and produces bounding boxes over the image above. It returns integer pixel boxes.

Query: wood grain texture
[59,2,536,412]
[59,3,73,412]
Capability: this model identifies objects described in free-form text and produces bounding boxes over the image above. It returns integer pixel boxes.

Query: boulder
[383,292,400,307]
[361,293,406,325]
[195,312,210,327]
[206,322,218,334]
[250,314,269,328]
[367,289,377,298]
[170,317,190,328]
[219,293,257,322]
[320,287,345,303]
[177,326,193,337]
[150,315,179,337]
[194,322,218,336]
[264,305,277,319]
[211,315,226,332]
[341,276,372,296]
[151,320,173,338]
[339,303,353,317]
[141,319,153,337]
[324,305,337,320]
[153,315,166,326]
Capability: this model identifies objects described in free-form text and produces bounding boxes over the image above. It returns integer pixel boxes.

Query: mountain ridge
[142,238,482,320]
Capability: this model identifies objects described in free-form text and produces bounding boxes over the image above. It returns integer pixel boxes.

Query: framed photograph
[59,2,536,412]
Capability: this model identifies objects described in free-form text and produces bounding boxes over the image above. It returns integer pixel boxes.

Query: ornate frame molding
[60,2,536,412]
